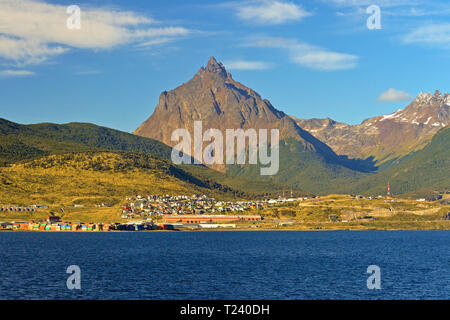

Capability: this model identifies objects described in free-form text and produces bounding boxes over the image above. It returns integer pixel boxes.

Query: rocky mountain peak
[197,56,229,79]
[370,90,449,128]
[415,90,448,104]
[292,90,449,164]
[416,92,431,101]
[134,56,344,172]
[135,56,298,135]
[206,56,222,70]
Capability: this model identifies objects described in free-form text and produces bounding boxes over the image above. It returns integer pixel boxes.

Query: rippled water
[0,231,448,299]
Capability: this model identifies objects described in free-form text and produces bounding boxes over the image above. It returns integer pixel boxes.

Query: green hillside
[348,127,450,195]
[0,151,244,206]
[1,118,447,197]
[0,118,172,165]
[226,138,368,195]
[0,118,301,197]
[224,128,449,196]
[181,163,311,197]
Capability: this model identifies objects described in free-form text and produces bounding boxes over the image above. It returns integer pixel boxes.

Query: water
[0,231,448,300]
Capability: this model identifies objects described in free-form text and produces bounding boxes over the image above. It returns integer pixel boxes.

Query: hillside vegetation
[0,118,448,197]
[253,194,450,230]
[225,128,449,195]
[347,127,450,195]
[0,118,293,197]
[226,138,368,195]
[0,118,172,165]
[0,151,242,207]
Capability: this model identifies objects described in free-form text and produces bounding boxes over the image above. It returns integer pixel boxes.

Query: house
[0,222,13,230]
[47,216,61,223]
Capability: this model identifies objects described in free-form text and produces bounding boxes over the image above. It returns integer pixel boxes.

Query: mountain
[3,58,447,197]
[292,90,450,168]
[135,57,335,159]
[345,126,450,195]
[135,57,375,194]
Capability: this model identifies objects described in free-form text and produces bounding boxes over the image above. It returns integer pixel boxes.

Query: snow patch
[379,110,401,121]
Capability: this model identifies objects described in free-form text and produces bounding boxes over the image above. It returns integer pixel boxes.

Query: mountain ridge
[134,57,375,176]
[291,90,450,167]
[345,126,450,195]
[2,58,448,196]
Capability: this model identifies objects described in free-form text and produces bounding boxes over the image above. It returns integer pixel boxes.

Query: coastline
[2,225,450,232]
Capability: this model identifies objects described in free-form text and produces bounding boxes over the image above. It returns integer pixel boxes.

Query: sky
[1,0,450,132]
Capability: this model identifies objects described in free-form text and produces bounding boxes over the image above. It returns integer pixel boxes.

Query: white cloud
[403,23,450,48]
[323,0,423,7]
[0,0,190,65]
[377,88,412,102]
[133,27,191,39]
[293,51,357,71]
[0,36,68,66]
[136,38,175,47]
[324,0,443,19]
[247,37,358,71]
[0,69,36,77]
[235,0,311,24]
[224,60,273,70]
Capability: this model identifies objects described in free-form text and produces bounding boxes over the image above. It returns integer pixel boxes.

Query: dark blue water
[0,231,449,299]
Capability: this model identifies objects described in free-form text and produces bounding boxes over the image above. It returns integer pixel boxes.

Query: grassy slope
[226,138,368,195]
[0,151,242,207]
[1,118,448,197]
[0,118,289,197]
[225,127,450,195]
[256,195,450,230]
[181,163,310,197]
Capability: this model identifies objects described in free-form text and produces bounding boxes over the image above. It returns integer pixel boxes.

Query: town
[1,191,448,232]
[0,193,316,232]
[120,193,274,219]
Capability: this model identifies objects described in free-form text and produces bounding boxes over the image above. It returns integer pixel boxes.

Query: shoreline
[2,227,450,232]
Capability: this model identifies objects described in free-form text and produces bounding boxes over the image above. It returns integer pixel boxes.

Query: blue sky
[1,0,450,132]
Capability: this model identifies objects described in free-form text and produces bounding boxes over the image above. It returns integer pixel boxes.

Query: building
[162,214,262,224]
[47,216,61,223]
[0,206,37,212]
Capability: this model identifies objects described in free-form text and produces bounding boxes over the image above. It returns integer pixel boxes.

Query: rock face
[292,90,450,164]
[134,57,340,168]
[136,57,285,141]
[133,57,449,193]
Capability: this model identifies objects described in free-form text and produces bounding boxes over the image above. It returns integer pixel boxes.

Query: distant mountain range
[1,57,448,197]
[292,90,449,169]
[135,57,449,194]
[134,57,377,194]
[347,126,449,195]
[134,57,346,170]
